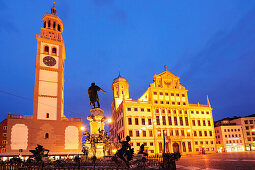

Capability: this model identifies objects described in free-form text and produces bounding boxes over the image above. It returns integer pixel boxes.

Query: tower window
[45,133,49,139]
[43,21,46,28]
[44,46,49,53]
[48,20,51,28]
[46,113,49,118]
[52,47,57,55]
[58,24,61,31]
[53,22,56,29]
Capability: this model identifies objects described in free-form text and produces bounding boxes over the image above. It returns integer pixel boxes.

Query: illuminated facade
[215,125,245,152]
[4,4,83,156]
[109,66,216,155]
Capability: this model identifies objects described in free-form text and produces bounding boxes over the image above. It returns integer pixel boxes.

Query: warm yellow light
[107,118,112,124]
[202,145,205,148]
[251,129,255,132]
[80,126,85,131]
[112,149,117,153]
[141,127,146,130]
[187,129,191,132]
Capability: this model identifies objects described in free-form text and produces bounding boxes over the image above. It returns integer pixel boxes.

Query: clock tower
[33,4,65,120]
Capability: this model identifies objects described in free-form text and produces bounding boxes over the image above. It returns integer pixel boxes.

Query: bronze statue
[88,83,106,108]
[138,144,148,156]
[115,136,134,168]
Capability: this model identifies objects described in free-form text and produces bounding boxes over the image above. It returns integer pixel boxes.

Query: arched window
[43,21,46,28]
[52,47,57,55]
[48,20,51,28]
[53,22,56,29]
[182,142,186,152]
[46,113,49,118]
[188,142,192,152]
[44,46,49,53]
[58,24,61,31]
[45,133,49,139]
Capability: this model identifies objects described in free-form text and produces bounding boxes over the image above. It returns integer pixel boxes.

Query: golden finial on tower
[53,0,56,7]
[118,69,121,77]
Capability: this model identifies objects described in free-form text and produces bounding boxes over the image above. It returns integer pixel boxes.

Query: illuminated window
[197,120,201,126]
[201,111,204,114]
[206,111,209,114]
[135,118,138,125]
[156,116,160,125]
[194,131,197,137]
[128,118,132,125]
[192,120,196,126]
[46,113,49,118]
[209,131,212,136]
[176,94,180,96]
[143,131,146,137]
[159,142,163,153]
[183,102,186,105]
[160,92,163,95]
[208,120,211,126]
[160,101,164,104]
[141,108,144,112]
[175,130,179,136]
[203,120,206,126]
[136,131,140,137]
[196,148,199,152]
[177,102,180,105]
[143,142,147,146]
[134,108,138,111]
[174,117,178,125]
[153,92,157,95]
[158,130,161,137]
[127,108,131,111]
[172,102,175,105]
[180,117,183,126]
[166,101,169,104]
[195,141,198,145]
[185,117,189,126]
[147,109,151,112]
[162,109,165,113]
[165,93,168,95]
[204,131,207,136]
[149,130,153,137]
[173,110,176,114]
[245,126,249,130]
[150,142,153,146]
[179,110,182,114]
[171,93,174,96]
[162,116,166,125]
[142,118,145,125]
[148,119,152,125]
[200,141,203,145]
[156,109,159,113]
[137,143,140,146]
[129,130,133,137]
[181,130,185,136]
[168,116,172,125]
[191,111,194,114]
[196,111,199,114]
[199,131,202,136]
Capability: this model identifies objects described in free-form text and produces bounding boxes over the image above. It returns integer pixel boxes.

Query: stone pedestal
[85,108,107,159]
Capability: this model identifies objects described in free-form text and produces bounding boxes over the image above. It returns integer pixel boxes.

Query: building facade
[215,125,245,152]
[0,119,7,153]
[109,66,216,155]
[4,5,83,157]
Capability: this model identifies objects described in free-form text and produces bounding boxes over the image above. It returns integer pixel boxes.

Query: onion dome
[113,71,128,84]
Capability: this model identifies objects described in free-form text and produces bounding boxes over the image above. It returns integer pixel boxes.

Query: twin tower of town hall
[6,5,216,155]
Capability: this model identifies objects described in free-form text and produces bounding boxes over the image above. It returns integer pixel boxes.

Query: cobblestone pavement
[176,152,255,170]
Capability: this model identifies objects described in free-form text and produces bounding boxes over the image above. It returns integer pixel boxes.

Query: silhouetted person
[88,83,106,108]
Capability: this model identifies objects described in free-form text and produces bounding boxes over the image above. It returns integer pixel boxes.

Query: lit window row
[245,125,254,130]
[247,137,255,141]
[226,140,242,144]
[155,109,187,114]
[154,100,186,105]
[153,92,185,97]
[195,148,214,152]
[191,110,210,114]
[244,120,255,124]
[223,128,241,132]
[194,141,214,145]
[246,132,255,136]
[193,130,213,137]
[192,119,211,126]
[127,108,151,112]
[129,130,153,137]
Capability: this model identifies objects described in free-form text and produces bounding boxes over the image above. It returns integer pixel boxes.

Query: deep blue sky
[1,0,255,127]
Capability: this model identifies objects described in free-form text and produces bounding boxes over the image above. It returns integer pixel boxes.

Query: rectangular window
[168,116,172,125]
[176,94,180,96]
[162,116,166,125]
[148,119,152,125]
[158,130,161,137]
[192,120,196,126]
[169,129,173,136]
[128,118,132,125]
[195,141,198,145]
[147,109,151,112]
[175,130,179,136]
[129,130,133,137]
[135,118,139,125]
[149,130,153,137]
[142,118,145,125]
[191,111,194,114]
[181,130,185,136]
[3,133,7,137]
[171,93,174,96]
[196,111,199,114]
[153,92,157,95]
[150,142,153,146]
[208,120,211,126]
[136,131,140,137]
[204,131,207,136]
[156,116,160,125]
[201,111,205,114]
[3,126,7,130]
[185,117,189,126]
[137,142,140,146]
[209,131,212,136]
[199,131,202,136]
[143,142,147,146]
[197,120,201,126]
[194,131,197,137]
[159,142,163,153]
[134,108,138,111]
[160,92,163,95]
[203,120,206,126]
[174,117,178,126]
[143,130,146,137]
[182,94,185,97]
[206,111,209,114]
[180,117,183,126]
[127,108,131,111]
[177,102,181,105]
[160,101,164,104]
[249,120,253,124]
[141,108,144,112]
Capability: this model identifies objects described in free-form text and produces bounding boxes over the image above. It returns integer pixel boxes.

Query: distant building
[215,125,245,152]
[0,119,7,153]
[215,114,255,152]
[109,66,216,155]
[2,4,83,159]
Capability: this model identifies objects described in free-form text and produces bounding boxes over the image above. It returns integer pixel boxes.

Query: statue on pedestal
[88,83,106,108]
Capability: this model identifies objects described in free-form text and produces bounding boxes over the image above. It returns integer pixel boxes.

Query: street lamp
[107,118,112,124]
[80,126,85,131]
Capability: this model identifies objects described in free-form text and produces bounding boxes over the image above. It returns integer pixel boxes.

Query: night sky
[1,0,255,128]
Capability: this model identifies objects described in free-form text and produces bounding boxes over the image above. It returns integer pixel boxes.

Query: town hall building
[109,66,216,155]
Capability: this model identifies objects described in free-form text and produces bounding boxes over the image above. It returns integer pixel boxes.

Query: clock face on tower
[43,56,56,66]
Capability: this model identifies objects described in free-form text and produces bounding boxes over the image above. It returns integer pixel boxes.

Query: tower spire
[51,1,57,15]
[207,95,211,107]
[118,69,121,77]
